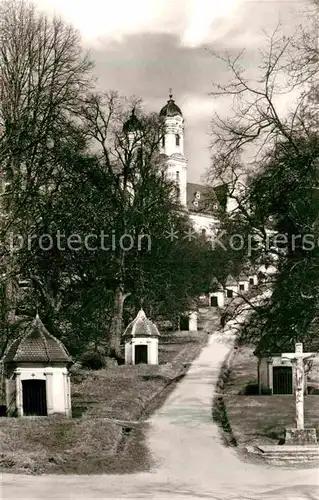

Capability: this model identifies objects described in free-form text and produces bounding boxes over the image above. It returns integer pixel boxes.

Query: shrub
[241,383,259,395]
[80,350,106,370]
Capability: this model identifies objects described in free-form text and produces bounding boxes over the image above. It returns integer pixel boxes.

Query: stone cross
[281,342,316,430]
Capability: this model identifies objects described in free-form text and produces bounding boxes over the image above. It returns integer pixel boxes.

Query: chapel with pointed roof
[3,315,72,417]
[123,309,159,365]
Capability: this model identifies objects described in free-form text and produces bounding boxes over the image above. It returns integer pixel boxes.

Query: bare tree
[206,4,319,347]
[0,0,94,341]
[80,93,170,356]
[80,92,202,358]
[208,5,319,186]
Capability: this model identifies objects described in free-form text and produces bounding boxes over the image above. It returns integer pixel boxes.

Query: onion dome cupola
[160,91,183,118]
[123,107,142,134]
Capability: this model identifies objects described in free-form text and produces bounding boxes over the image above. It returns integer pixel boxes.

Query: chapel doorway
[273,366,293,394]
[179,315,189,330]
[135,345,148,364]
[210,296,218,307]
[22,379,47,416]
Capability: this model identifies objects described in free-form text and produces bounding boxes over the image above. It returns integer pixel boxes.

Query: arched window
[175,134,180,146]
[176,171,180,181]
[162,136,165,147]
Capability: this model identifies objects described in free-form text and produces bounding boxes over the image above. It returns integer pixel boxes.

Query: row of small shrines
[206,272,319,399]
[0,308,197,418]
[205,273,259,308]
[1,267,317,418]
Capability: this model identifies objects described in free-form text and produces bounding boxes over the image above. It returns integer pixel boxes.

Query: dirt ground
[0,325,209,475]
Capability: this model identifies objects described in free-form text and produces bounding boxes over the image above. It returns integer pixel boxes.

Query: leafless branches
[0,0,95,335]
[208,15,319,187]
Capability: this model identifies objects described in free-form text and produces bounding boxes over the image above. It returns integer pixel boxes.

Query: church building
[123,92,233,237]
[158,92,231,236]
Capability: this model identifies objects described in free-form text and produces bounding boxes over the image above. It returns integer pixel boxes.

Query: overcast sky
[33,0,310,182]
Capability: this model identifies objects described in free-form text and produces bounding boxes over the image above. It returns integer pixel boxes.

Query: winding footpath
[2,317,318,500]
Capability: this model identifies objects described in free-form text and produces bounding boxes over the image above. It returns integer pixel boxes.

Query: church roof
[3,315,72,364]
[160,94,183,118]
[187,182,227,213]
[225,275,237,286]
[188,298,198,311]
[123,108,142,133]
[247,266,258,276]
[123,309,160,338]
[210,277,223,292]
[238,273,249,281]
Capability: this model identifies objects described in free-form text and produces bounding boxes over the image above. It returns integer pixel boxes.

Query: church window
[176,171,180,180]
[175,134,180,146]
[162,136,165,147]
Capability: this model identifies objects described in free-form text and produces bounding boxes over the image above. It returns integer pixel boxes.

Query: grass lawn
[0,328,209,474]
[222,345,319,447]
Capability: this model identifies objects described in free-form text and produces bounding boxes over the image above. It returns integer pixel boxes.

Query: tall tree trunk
[109,286,131,358]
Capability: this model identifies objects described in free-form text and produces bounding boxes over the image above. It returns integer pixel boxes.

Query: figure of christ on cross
[281,342,316,430]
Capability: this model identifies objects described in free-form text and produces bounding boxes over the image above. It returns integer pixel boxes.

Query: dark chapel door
[210,296,218,307]
[22,379,47,416]
[179,315,190,330]
[135,345,148,364]
[273,366,293,394]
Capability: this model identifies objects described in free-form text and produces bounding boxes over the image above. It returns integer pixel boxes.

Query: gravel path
[2,315,318,499]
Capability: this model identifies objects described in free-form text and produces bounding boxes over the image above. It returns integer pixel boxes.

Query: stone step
[245,445,319,466]
[261,454,319,459]
[262,454,318,457]
[271,460,318,463]
[260,455,318,459]
[264,459,318,464]
[266,461,318,467]
[259,451,319,456]
[257,445,319,451]
[257,445,318,452]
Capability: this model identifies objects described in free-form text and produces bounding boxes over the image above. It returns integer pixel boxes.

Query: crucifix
[281,342,316,430]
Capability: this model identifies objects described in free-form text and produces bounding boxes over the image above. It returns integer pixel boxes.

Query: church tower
[159,92,187,207]
[121,108,143,200]
[122,107,142,148]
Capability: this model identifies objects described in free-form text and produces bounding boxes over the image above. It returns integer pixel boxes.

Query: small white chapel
[3,314,72,417]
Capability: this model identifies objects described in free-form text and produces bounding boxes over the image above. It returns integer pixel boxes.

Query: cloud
[31,0,306,183]
[181,0,242,47]
[33,0,243,48]
[33,0,159,44]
